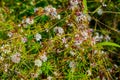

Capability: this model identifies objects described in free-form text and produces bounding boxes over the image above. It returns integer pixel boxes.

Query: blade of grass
[97,42,120,48]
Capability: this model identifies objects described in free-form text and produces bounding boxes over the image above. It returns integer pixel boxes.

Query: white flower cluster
[25,17,34,25]
[70,0,79,10]
[21,17,34,27]
[11,52,21,63]
[35,33,42,41]
[86,70,92,76]
[7,32,13,38]
[70,0,78,6]
[70,50,76,56]
[74,34,83,46]
[34,59,42,67]
[44,5,60,19]
[69,61,76,68]
[34,52,47,67]
[47,76,53,80]
[40,54,47,62]
[0,44,11,54]
[94,33,103,42]
[21,37,27,43]
[54,26,64,35]
[31,73,39,78]
[76,13,87,23]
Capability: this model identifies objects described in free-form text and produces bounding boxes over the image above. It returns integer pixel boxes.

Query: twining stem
[83,0,88,14]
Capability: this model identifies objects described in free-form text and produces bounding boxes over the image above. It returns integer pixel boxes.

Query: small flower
[57,15,61,19]
[34,59,42,67]
[81,30,89,40]
[70,0,78,6]
[35,33,42,41]
[62,37,67,43]
[97,8,103,15]
[7,32,13,37]
[0,56,4,61]
[102,3,107,7]
[25,17,34,25]
[1,44,11,54]
[22,17,34,25]
[31,73,38,78]
[11,53,21,63]
[47,76,52,80]
[114,64,118,68]
[105,35,111,41]
[54,26,64,34]
[94,33,103,42]
[21,37,27,43]
[90,63,97,68]
[86,70,92,76]
[87,15,92,22]
[18,24,21,27]
[67,23,74,27]
[91,38,96,45]
[40,54,47,62]
[69,61,76,68]
[53,71,60,76]
[74,34,83,46]
[76,13,87,23]
[34,8,39,13]
[4,64,9,72]
[70,50,76,56]
[44,5,58,19]
[70,0,79,10]
[65,44,69,48]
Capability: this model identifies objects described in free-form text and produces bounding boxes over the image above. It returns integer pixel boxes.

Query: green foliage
[0,31,8,40]
[97,42,120,48]
[0,0,120,80]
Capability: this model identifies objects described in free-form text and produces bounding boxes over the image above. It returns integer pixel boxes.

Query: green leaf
[97,42,120,48]
[83,0,88,14]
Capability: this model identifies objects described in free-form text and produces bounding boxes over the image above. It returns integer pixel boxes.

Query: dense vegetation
[0,0,120,80]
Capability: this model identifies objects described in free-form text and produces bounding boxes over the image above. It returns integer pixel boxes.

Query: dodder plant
[0,0,119,80]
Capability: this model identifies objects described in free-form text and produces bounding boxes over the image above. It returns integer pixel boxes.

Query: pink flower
[21,37,27,43]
